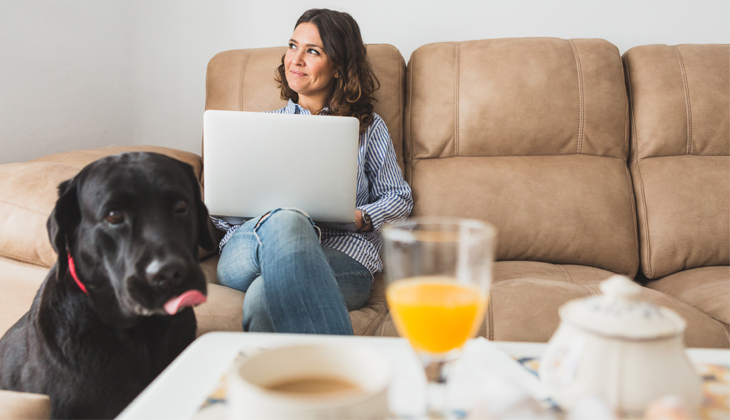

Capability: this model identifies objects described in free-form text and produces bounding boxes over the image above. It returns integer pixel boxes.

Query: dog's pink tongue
[164,290,206,315]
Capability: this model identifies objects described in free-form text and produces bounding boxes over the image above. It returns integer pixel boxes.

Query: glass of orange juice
[382,217,496,419]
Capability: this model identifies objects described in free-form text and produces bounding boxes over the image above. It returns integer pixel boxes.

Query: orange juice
[386,277,488,354]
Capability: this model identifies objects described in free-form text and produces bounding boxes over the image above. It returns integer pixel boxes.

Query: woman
[212,8,412,335]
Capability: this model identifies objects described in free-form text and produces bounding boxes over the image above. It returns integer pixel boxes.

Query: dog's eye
[174,200,188,214]
[105,210,124,225]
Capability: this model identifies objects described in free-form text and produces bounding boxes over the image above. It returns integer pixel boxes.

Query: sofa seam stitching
[673,47,693,155]
[583,284,600,297]
[557,264,575,284]
[569,40,585,154]
[0,197,50,216]
[624,55,653,278]
[377,310,390,337]
[239,51,252,111]
[360,306,386,336]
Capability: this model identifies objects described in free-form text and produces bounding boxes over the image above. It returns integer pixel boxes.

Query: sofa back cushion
[0,147,203,268]
[405,38,639,276]
[205,44,407,172]
[623,44,730,279]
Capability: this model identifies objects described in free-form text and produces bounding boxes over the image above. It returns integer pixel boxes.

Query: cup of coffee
[227,343,392,419]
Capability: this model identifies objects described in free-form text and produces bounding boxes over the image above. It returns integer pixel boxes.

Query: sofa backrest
[405,38,639,276]
[623,44,730,279]
[204,44,407,172]
[0,146,203,268]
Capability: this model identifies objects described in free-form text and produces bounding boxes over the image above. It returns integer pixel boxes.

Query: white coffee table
[117,332,729,420]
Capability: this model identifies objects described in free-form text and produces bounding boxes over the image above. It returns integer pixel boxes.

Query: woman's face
[285,22,337,109]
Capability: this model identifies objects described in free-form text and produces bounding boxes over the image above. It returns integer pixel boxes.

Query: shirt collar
[287,99,330,115]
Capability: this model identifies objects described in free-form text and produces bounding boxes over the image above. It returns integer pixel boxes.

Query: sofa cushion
[0,146,203,268]
[376,261,611,341]
[377,277,728,348]
[646,266,730,327]
[375,261,729,348]
[194,282,245,337]
[375,277,596,343]
[617,280,729,348]
[0,390,50,420]
[623,44,730,279]
[405,38,639,277]
[494,278,729,348]
[409,155,638,276]
[205,44,407,172]
[0,258,47,338]
[405,38,628,160]
[350,273,388,336]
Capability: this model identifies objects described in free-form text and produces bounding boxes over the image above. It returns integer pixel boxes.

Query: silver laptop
[203,110,360,231]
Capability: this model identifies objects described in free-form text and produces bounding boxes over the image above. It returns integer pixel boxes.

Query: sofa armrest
[0,390,50,420]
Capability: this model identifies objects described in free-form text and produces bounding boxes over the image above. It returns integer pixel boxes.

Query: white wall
[1,0,728,164]
[0,0,133,164]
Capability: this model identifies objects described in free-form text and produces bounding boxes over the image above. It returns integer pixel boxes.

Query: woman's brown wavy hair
[275,9,379,133]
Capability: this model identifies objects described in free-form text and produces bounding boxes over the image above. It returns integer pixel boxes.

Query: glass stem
[424,360,450,419]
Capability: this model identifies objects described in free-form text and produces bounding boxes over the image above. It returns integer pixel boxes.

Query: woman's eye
[105,210,124,225]
[308,48,320,55]
[288,43,297,49]
[174,200,188,214]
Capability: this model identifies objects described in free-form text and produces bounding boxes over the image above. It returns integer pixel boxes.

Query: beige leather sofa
[0,38,727,417]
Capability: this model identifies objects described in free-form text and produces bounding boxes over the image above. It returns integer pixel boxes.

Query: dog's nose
[145,258,187,287]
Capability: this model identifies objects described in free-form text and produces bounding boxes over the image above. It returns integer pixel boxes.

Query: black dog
[0,152,215,419]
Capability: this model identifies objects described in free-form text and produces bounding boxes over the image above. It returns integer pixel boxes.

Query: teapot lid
[559,276,686,340]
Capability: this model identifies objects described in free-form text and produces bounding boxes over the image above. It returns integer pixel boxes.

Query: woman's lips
[290,70,306,77]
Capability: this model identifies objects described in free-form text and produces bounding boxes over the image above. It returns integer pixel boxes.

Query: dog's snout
[145,258,187,287]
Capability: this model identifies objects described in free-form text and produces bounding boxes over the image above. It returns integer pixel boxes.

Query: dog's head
[46,152,216,326]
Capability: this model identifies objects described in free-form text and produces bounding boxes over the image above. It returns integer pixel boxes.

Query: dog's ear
[177,160,216,251]
[47,177,81,280]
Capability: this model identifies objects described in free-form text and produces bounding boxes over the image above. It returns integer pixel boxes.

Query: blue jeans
[217,208,373,335]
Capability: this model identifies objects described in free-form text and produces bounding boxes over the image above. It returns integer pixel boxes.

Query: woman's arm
[357,115,413,231]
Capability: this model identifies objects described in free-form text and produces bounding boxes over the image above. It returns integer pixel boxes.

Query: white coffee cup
[227,343,392,419]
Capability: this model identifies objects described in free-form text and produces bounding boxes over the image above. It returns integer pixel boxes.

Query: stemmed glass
[382,217,496,419]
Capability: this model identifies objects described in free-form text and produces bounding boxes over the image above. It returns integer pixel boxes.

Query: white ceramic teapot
[539,275,702,417]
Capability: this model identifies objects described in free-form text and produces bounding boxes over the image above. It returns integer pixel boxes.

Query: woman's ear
[46,177,81,280]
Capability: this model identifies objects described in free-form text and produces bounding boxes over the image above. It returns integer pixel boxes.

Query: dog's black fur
[0,152,215,419]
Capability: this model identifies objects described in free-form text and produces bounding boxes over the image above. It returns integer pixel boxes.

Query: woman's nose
[291,50,305,65]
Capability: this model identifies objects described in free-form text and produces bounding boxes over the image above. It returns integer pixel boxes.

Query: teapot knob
[599,275,642,301]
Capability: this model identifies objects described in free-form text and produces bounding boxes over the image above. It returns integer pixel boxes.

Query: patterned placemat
[193,352,729,420]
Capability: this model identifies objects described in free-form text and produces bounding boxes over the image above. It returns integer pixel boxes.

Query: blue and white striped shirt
[210,99,413,276]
